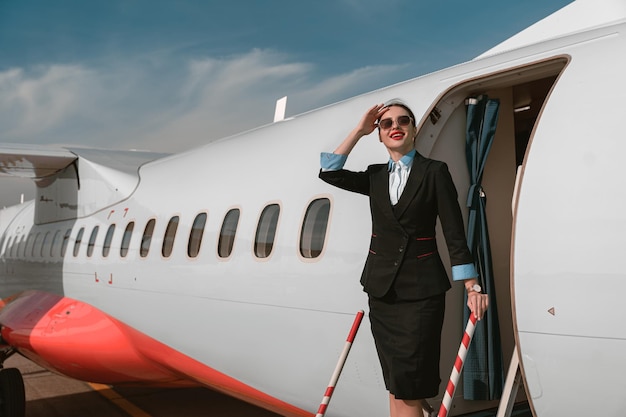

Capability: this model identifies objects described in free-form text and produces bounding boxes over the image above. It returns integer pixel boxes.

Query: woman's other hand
[467,291,489,320]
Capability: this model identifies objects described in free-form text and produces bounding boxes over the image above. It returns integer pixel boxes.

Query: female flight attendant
[319,99,488,417]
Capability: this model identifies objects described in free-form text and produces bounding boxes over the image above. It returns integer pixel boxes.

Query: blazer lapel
[393,153,430,219]
[371,164,402,226]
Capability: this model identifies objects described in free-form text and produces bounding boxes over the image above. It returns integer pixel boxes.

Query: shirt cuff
[320,152,347,171]
[452,263,477,281]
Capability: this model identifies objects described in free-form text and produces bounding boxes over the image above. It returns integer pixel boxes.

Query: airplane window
[7,236,15,258]
[218,208,240,258]
[4,236,11,257]
[300,198,331,259]
[87,227,99,258]
[0,235,5,256]
[1,236,9,257]
[1,236,9,256]
[61,229,72,258]
[254,204,280,259]
[24,234,34,257]
[9,236,18,257]
[7,236,14,256]
[188,213,207,258]
[50,230,60,257]
[73,227,84,257]
[2,236,10,256]
[18,235,27,258]
[162,216,179,258]
[19,235,26,257]
[140,219,156,258]
[103,224,115,257]
[32,233,42,257]
[5,237,11,256]
[40,231,51,257]
[2,235,9,254]
[5,236,13,256]
[11,235,19,258]
[120,222,134,258]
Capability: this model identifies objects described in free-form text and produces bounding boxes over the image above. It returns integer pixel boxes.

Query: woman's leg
[389,393,424,417]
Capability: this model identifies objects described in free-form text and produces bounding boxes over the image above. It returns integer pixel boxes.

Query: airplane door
[511,73,626,416]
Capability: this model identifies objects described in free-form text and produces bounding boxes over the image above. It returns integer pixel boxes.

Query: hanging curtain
[463,95,504,400]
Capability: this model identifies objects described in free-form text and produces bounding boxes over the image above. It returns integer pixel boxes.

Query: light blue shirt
[388,150,415,205]
[321,150,417,204]
[320,152,347,171]
[320,151,477,281]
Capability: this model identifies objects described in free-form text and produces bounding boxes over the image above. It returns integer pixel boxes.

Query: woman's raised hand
[333,104,390,156]
[356,103,389,136]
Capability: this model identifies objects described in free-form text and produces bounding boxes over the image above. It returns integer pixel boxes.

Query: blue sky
[0,0,571,205]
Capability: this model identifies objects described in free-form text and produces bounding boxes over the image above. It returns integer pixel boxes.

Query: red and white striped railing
[315,310,365,417]
[437,312,478,417]
[314,310,477,417]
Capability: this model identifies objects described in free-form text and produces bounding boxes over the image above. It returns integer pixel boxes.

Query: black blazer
[319,152,474,300]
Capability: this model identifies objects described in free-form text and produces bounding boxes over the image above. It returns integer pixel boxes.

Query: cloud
[133,50,407,152]
[0,65,96,138]
[0,49,406,153]
[0,63,146,147]
[287,64,410,113]
[181,49,311,100]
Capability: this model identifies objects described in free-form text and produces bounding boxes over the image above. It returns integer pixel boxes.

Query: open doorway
[513,75,559,167]
[416,56,568,411]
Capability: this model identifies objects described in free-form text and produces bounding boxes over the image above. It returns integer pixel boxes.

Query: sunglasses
[378,115,414,130]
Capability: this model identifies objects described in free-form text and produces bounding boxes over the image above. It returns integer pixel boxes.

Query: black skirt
[368,289,446,400]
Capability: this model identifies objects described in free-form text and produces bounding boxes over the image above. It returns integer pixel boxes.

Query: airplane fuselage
[2,3,626,416]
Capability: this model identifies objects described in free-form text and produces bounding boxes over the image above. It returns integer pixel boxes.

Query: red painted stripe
[346,311,364,342]
[324,387,334,397]
[462,332,471,348]
[439,406,448,417]
[0,290,313,417]
[454,356,463,372]
[446,380,455,397]
[316,403,328,415]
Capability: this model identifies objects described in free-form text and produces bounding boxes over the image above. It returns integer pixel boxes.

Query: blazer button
[398,246,404,252]
[394,261,399,266]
